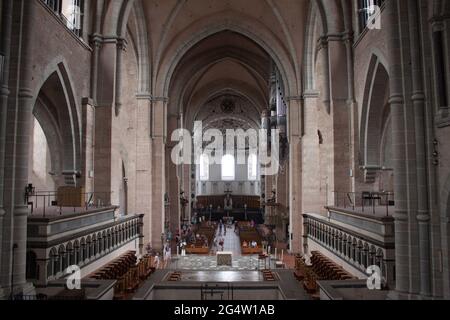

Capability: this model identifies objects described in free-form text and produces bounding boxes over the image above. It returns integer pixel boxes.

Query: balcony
[26,190,113,218]
[27,206,144,286]
[303,212,395,289]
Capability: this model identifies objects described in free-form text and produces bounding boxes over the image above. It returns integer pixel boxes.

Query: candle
[275,248,278,261]
[177,246,179,256]
[268,246,271,255]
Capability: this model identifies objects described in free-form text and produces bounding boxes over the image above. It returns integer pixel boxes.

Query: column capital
[151,96,169,103]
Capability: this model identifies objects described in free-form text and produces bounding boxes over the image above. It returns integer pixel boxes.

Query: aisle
[214,224,242,256]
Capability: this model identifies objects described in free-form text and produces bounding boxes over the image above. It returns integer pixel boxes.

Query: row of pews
[89,251,156,300]
[186,223,216,254]
[167,271,182,281]
[262,269,276,281]
[310,251,354,281]
[294,251,355,298]
[239,225,263,255]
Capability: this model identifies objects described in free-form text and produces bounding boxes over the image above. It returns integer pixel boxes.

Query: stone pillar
[301,91,322,214]
[81,98,95,194]
[318,36,331,113]
[114,38,127,116]
[288,97,302,253]
[385,0,411,296]
[89,34,102,103]
[0,0,35,297]
[135,95,152,245]
[183,164,191,221]
[150,98,167,251]
[408,0,431,297]
[327,35,352,195]
[0,0,13,296]
[94,104,113,205]
[167,115,180,236]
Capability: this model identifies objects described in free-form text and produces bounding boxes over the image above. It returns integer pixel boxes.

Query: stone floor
[169,224,281,271]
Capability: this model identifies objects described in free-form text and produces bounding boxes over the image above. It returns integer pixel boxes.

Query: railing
[303,213,395,288]
[201,282,234,301]
[331,191,394,217]
[26,191,113,217]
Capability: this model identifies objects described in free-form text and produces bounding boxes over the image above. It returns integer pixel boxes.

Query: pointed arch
[360,53,390,170]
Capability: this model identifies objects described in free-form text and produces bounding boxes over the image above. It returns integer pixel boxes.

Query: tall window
[43,0,84,37]
[248,154,258,181]
[61,0,84,36]
[221,154,235,181]
[199,154,209,181]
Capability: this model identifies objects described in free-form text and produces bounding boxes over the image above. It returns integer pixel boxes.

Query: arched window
[221,154,235,181]
[248,154,258,181]
[199,154,209,181]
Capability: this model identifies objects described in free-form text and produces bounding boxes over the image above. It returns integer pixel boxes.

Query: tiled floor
[169,254,261,271]
[173,271,265,282]
[168,224,291,271]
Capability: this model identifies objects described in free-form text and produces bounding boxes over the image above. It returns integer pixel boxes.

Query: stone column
[0,0,35,297]
[81,98,95,194]
[385,0,411,296]
[408,0,432,297]
[89,34,102,103]
[327,35,352,195]
[288,97,302,253]
[301,91,322,214]
[135,95,152,245]
[114,38,127,116]
[167,115,180,236]
[0,0,13,296]
[150,98,167,251]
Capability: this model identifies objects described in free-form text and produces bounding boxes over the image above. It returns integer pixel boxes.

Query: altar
[217,251,233,266]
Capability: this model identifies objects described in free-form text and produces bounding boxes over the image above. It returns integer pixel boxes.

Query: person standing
[154,252,161,269]
[163,242,171,268]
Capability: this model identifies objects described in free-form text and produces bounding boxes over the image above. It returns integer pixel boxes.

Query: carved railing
[303,214,395,288]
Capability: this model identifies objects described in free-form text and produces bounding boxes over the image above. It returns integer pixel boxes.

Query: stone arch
[303,0,327,91]
[32,61,82,185]
[360,54,391,181]
[101,0,150,95]
[58,244,66,275]
[157,13,298,98]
